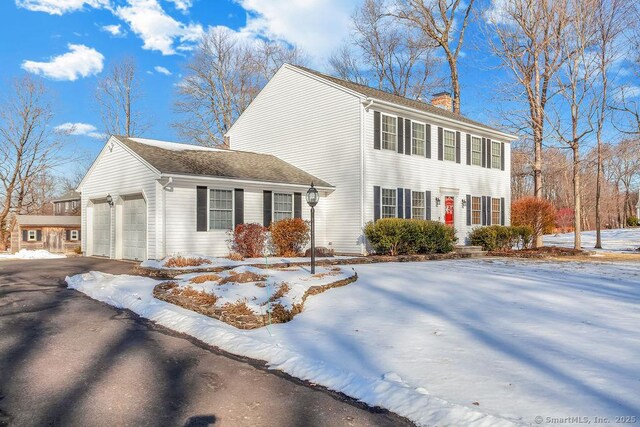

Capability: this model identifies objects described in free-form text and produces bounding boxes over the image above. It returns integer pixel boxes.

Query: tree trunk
[595,140,603,248]
[573,145,581,249]
[533,122,543,248]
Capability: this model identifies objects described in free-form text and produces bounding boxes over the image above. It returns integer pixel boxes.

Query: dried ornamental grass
[189,274,221,284]
[164,256,212,268]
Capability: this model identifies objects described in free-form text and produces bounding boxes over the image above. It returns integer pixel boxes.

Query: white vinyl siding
[492,141,502,169]
[471,137,482,166]
[443,130,456,162]
[412,122,425,156]
[381,114,397,151]
[27,230,37,241]
[492,198,501,225]
[411,191,425,219]
[381,188,396,218]
[209,189,233,230]
[273,193,293,221]
[472,196,481,225]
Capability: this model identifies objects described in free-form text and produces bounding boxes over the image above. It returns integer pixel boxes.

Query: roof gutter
[363,97,518,141]
[159,173,335,192]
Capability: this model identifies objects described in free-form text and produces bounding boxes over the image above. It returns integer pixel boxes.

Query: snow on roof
[127,137,223,152]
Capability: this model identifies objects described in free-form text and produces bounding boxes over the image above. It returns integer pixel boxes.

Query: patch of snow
[67,259,640,426]
[128,137,222,152]
[0,249,66,260]
[140,254,357,270]
[544,228,640,252]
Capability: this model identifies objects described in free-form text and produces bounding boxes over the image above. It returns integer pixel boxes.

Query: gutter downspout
[360,100,372,255]
[161,177,173,258]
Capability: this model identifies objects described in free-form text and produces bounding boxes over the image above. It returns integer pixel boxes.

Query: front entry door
[444,196,455,226]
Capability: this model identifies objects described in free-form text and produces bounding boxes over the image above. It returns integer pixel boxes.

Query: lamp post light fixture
[435,197,441,207]
[106,194,114,207]
[306,182,319,274]
[461,198,466,209]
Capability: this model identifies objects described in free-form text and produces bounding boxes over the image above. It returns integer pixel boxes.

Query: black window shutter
[293,192,302,219]
[234,189,244,227]
[397,118,404,154]
[22,229,28,241]
[405,119,411,155]
[374,186,381,221]
[196,186,207,231]
[397,188,404,218]
[425,191,432,220]
[36,230,42,241]
[437,127,443,161]
[466,194,471,226]
[425,124,431,158]
[374,111,381,150]
[481,138,486,168]
[455,131,461,164]
[263,191,272,227]
[501,197,506,225]
[481,196,487,225]
[501,142,505,171]
[65,229,71,240]
[77,229,81,240]
[466,134,471,165]
[487,138,492,168]
[487,196,493,225]
[405,189,411,219]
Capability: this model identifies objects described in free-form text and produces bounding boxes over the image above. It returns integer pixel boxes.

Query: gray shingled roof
[116,136,333,188]
[293,65,511,136]
[53,190,80,202]
[16,215,81,226]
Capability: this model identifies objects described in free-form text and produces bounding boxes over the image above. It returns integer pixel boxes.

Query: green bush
[468,225,533,251]
[627,216,639,227]
[363,218,457,255]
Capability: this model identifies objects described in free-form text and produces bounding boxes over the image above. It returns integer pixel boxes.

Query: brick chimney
[431,92,453,112]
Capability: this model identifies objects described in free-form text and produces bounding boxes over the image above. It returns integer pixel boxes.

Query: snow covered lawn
[545,227,640,252]
[0,249,66,260]
[140,254,357,270]
[67,259,640,426]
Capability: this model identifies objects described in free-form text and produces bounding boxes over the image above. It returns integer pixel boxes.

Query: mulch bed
[487,246,590,258]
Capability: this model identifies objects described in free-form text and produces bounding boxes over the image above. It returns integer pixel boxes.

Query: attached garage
[92,201,111,257]
[121,194,147,261]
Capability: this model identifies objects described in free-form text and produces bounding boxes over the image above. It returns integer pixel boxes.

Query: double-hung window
[381,114,397,151]
[411,191,425,219]
[443,129,456,162]
[273,193,293,221]
[471,196,481,225]
[381,188,397,218]
[471,136,482,166]
[412,122,425,156]
[27,230,37,241]
[209,189,233,230]
[492,198,501,225]
[491,141,501,169]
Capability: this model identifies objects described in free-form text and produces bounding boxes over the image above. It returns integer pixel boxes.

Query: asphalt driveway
[0,257,411,427]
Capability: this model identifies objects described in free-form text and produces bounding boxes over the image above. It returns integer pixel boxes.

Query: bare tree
[96,56,148,137]
[485,0,569,246]
[394,0,476,113]
[0,76,62,249]
[174,27,304,147]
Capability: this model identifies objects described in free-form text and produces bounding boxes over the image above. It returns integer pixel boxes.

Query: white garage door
[92,201,111,257]
[122,195,146,261]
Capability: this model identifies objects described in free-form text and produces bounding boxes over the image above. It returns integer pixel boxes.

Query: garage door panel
[122,195,146,261]
[92,202,111,257]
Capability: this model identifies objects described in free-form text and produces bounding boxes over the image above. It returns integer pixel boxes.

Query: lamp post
[306,182,319,274]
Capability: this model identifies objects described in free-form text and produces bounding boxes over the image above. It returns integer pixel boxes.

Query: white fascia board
[160,173,335,193]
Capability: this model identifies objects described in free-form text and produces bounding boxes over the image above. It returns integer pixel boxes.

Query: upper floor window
[274,193,293,221]
[471,196,481,225]
[412,191,425,219]
[27,230,37,241]
[381,114,397,151]
[70,230,79,240]
[492,141,502,169]
[443,129,456,162]
[55,203,62,214]
[209,189,233,230]
[381,188,397,218]
[492,198,501,225]
[471,136,482,166]
[412,122,425,156]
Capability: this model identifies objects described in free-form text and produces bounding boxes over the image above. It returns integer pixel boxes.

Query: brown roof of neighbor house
[115,136,333,188]
[292,65,513,137]
[16,215,81,227]
[52,190,81,203]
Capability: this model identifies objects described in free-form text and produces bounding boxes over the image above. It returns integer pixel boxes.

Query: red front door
[444,196,455,226]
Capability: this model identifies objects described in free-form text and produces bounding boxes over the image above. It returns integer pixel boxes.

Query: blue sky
[1,0,635,180]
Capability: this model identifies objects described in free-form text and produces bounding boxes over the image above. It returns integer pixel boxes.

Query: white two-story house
[78,64,516,260]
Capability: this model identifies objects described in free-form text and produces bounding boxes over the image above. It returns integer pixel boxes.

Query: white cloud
[15,0,110,15]
[166,0,192,12]
[154,65,172,75]
[101,23,125,37]
[54,122,106,139]
[237,0,357,65]
[21,44,104,81]
[114,0,203,55]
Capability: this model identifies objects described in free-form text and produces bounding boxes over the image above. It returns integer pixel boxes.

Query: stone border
[153,272,358,330]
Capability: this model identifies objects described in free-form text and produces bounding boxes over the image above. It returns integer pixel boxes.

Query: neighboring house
[77,136,332,260]
[79,64,516,260]
[227,64,517,254]
[10,215,81,253]
[53,191,81,216]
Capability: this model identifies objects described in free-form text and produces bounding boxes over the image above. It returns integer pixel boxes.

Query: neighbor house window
[412,191,425,219]
[471,136,482,166]
[27,230,37,241]
[55,203,62,214]
[70,230,79,240]
[492,198,501,225]
[381,114,397,151]
[471,196,481,225]
[209,189,233,230]
[412,122,425,156]
[273,193,293,221]
[381,188,397,218]
[443,129,456,162]
[492,141,502,169]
